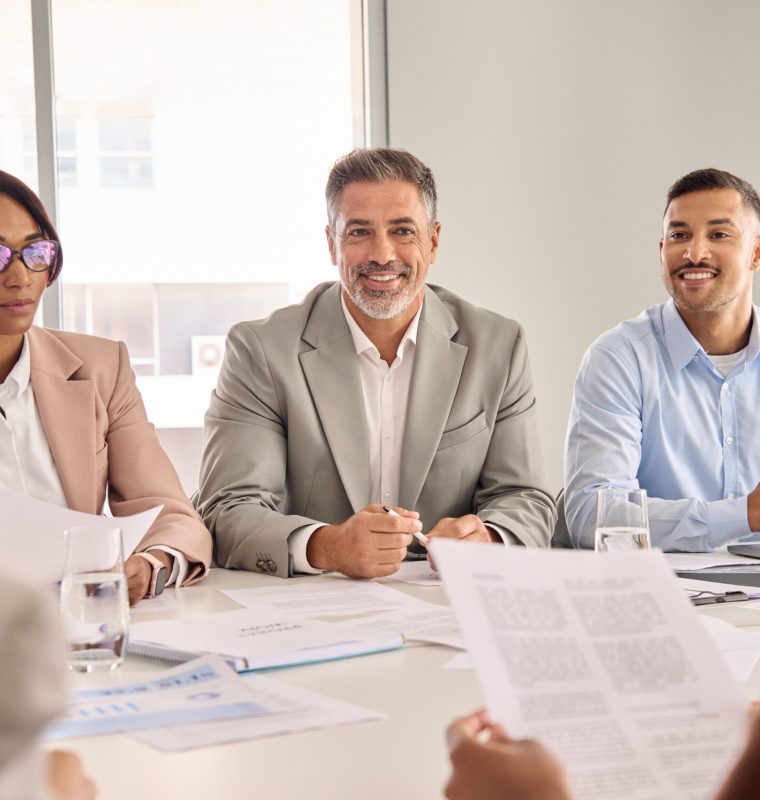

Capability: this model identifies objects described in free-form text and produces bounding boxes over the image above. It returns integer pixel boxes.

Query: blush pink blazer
[28,326,211,584]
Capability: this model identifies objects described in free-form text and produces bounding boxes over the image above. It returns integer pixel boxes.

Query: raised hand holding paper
[433,541,747,800]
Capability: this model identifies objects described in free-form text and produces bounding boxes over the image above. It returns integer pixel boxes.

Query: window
[98,119,153,188]
[42,0,364,490]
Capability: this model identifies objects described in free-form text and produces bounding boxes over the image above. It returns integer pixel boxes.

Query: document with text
[129,607,403,671]
[224,580,463,648]
[133,671,385,751]
[433,542,749,800]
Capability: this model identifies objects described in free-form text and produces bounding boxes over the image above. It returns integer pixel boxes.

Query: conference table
[54,567,760,800]
[55,568,483,800]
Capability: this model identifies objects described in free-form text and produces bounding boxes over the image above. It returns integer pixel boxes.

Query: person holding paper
[565,168,760,550]
[0,170,211,604]
[445,708,760,800]
[197,147,555,578]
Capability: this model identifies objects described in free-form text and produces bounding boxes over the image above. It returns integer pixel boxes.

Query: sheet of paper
[130,592,180,615]
[43,657,266,739]
[442,652,472,670]
[665,551,757,571]
[132,672,385,751]
[385,561,441,586]
[223,579,463,649]
[700,615,760,683]
[0,487,161,584]
[130,607,402,670]
[351,604,464,649]
[222,578,413,617]
[433,542,748,800]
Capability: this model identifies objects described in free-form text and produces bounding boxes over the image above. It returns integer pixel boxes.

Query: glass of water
[60,526,129,671]
[594,488,650,552]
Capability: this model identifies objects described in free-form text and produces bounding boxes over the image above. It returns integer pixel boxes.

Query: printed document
[44,657,267,739]
[222,579,414,617]
[224,580,463,648]
[129,607,403,670]
[0,487,160,583]
[132,672,385,752]
[433,542,748,800]
[385,561,441,586]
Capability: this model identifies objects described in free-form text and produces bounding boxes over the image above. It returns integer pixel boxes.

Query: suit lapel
[299,285,371,513]
[399,289,467,510]
[28,327,97,513]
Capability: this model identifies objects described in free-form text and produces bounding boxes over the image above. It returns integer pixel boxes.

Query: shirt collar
[340,292,422,363]
[0,334,31,402]
[661,298,760,370]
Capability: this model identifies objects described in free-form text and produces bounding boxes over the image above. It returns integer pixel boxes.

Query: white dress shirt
[0,335,186,586]
[0,336,68,506]
[289,296,507,573]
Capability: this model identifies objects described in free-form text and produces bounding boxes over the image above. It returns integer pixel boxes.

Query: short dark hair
[665,168,760,223]
[325,147,437,231]
[0,170,63,284]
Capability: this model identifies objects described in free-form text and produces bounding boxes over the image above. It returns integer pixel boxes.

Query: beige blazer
[198,283,555,577]
[28,326,211,582]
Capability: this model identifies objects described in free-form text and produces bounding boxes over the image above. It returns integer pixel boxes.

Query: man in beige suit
[197,148,554,578]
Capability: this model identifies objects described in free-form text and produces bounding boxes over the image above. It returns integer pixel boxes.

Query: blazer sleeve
[195,323,319,578]
[474,325,556,546]
[104,341,212,583]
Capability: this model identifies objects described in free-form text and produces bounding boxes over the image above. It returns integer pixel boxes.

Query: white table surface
[54,568,482,800]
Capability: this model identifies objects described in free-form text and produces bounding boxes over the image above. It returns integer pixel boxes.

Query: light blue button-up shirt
[565,299,760,550]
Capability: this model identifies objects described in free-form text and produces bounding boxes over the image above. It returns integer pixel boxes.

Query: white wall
[385,0,760,490]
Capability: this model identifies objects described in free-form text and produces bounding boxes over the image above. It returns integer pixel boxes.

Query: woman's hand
[445,710,573,800]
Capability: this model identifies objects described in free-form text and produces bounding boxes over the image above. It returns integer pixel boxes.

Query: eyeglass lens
[0,240,56,272]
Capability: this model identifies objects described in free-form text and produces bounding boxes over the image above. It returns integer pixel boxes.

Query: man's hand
[445,710,572,800]
[748,483,760,532]
[306,504,421,578]
[46,750,96,800]
[426,515,498,569]
[124,551,173,606]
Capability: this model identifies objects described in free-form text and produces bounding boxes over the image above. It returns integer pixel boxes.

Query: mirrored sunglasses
[0,239,57,273]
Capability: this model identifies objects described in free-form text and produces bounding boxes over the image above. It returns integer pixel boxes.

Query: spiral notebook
[128,608,404,672]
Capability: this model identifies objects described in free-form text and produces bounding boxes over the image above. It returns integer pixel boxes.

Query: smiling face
[0,193,49,339]
[326,179,440,325]
[660,188,760,319]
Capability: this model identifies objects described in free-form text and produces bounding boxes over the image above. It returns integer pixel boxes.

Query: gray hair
[326,147,438,231]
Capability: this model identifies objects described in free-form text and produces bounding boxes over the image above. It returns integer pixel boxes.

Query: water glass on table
[59,526,129,671]
[594,488,650,552]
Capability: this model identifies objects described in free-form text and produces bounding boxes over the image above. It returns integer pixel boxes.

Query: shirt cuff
[706,497,753,547]
[288,524,327,574]
[484,522,517,545]
[146,545,188,587]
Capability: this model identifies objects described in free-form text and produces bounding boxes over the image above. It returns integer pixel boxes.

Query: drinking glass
[59,526,129,671]
[594,488,650,552]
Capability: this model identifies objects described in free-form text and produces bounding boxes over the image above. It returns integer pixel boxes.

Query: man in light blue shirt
[565,168,760,550]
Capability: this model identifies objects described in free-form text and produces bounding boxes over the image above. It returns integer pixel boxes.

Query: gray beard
[343,263,421,320]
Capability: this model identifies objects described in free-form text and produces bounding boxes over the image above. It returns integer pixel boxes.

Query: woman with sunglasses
[0,170,211,605]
